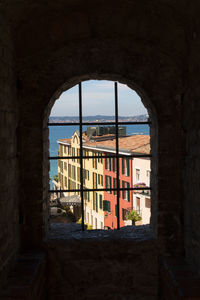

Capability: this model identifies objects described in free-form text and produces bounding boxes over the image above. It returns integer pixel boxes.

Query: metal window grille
[48,82,151,230]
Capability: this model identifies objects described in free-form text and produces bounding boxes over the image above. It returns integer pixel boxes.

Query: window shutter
[118,179,120,197]
[99,195,103,209]
[122,208,127,220]
[113,158,115,172]
[127,158,130,176]
[115,204,118,217]
[93,192,96,210]
[103,200,107,211]
[109,176,112,193]
[122,181,125,199]
[96,193,98,212]
[107,201,111,212]
[127,182,130,201]
[122,158,124,174]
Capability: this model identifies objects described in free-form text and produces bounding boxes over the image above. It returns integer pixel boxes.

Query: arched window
[48,80,151,230]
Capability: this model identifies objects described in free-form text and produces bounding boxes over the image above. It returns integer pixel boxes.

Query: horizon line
[50,113,148,118]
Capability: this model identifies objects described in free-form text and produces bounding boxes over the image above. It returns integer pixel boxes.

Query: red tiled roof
[84,135,150,154]
[58,138,71,144]
[58,135,150,154]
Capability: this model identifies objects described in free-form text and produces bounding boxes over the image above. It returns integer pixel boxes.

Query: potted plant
[126,209,142,226]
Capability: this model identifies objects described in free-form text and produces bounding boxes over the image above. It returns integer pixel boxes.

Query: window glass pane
[118,82,148,119]
[49,85,79,123]
[82,80,115,123]
[84,191,104,230]
[49,81,151,231]
[122,124,150,136]
[49,160,82,226]
[49,125,80,158]
[117,122,151,227]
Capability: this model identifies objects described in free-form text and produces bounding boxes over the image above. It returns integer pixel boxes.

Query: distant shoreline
[49,114,148,123]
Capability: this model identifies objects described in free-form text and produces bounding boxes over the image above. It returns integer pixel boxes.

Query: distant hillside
[49,114,148,123]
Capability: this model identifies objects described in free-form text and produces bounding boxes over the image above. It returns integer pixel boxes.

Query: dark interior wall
[0,15,19,285]
[47,225,158,300]
[182,2,200,271]
[14,0,187,256]
[0,0,200,282]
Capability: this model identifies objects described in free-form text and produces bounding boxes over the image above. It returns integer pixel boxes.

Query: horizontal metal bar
[48,121,151,126]
[49,187,151,193]
[49,154,151,160]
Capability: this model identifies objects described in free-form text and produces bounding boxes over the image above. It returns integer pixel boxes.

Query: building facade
[57,129,150,229]
[132,157,151,225]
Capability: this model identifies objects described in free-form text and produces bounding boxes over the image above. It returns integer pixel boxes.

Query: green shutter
[103,200,110,212]
[127,158,130,176]
[113,158,115,172]
[109,176,112,193]
[96,193,98,212]
[122,181,125,199]
[122,158,124,174]
[93,192,95,210]
[127,182,130,201]
[103,200,107,211]
[99,195,103,209]
[115,204,118,217]
[122,208,127,220]
[107,201,111,212]
[108,158,110,170]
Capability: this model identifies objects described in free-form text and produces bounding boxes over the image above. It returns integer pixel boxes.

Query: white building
[132,157,151,225]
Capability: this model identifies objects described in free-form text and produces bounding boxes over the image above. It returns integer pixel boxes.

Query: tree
[52,175,58,182]
[126,210,142,226]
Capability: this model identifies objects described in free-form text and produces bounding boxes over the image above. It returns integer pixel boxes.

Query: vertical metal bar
[79,82,84,231]
[115,82,120,230]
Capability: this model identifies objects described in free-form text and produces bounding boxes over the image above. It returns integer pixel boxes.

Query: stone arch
[18,36,184,256]
[43,74,157,233]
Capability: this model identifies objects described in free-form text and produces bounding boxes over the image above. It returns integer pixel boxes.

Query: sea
[49,124,150,188]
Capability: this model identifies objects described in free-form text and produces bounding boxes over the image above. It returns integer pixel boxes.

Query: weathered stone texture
[0,252,46,300]
[0,16,18,287]
[1,0,200,298]
[46,224,158,300]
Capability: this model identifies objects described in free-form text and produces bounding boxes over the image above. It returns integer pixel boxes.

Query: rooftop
[58,134,150,154]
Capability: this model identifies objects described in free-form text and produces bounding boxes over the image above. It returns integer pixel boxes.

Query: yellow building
[58,131,104,229]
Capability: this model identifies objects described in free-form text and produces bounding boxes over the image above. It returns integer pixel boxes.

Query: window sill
[46,223,154,241]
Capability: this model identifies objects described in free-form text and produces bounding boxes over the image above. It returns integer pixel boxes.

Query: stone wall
[183,3,200,270]
[46,224,158,300]
[0,16,19,287]
[13,0,187,257]
[1,0,200,297]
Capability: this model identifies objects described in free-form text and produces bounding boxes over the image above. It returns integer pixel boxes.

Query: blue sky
[50,80,148,117]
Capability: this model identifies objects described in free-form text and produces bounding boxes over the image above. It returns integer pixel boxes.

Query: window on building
[99,194,103,209]
[136,169,140,182]
[145,198,151,208]
[103,200,111,212]
[136,197,140,211]
[146,170,151,186]
[105,175,112,193]
[122,208,127,220]
[48,80,151,230]
[112,158,116,172]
